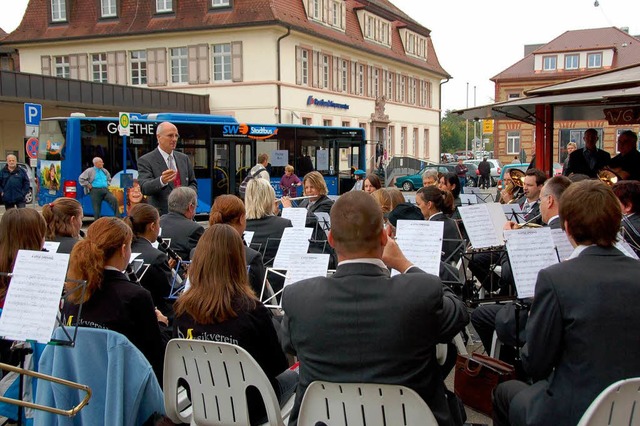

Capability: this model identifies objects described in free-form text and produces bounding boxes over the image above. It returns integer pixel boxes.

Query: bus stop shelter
[452,63,640,176]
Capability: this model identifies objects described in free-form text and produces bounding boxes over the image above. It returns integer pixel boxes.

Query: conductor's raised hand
[161,168,177,185]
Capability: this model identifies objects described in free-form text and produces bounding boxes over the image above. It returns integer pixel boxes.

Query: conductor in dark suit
[159,187,204,261]
[493,180,640,426]
[138,122,197,215]
[562,128,610,178]
[281,191,469,425]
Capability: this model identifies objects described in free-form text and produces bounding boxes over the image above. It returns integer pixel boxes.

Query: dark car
[395,163,478,191]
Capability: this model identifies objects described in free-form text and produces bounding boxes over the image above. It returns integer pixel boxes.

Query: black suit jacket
[131,237,174,316]
[159,212,204,261]
[562,148,610,178]
[246,215,292,263]
[429,212,462,263]
[518,197,543,225]
[137,148,197,215]
[50,236,80,254]
[510,246,640,426]
[281,263,469,425]
[622,213,640,258]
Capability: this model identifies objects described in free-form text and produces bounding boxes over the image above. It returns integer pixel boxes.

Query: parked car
[395,163,477,191]
[440,153,455,163]
[0,161,37,204]
[464,159,503,186]
[454,150,475,160]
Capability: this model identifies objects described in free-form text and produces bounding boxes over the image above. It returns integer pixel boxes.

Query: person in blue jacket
[0,155,30,208]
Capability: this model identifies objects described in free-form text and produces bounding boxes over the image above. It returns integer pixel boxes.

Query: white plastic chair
[163,339,294,426]
[297,381,438,426]
[577,377,640,426]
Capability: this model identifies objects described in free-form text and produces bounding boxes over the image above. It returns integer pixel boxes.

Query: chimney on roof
[620,26,629,34]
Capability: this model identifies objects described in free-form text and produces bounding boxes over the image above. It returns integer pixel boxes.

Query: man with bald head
[280,191,469,425]
[79,156,119,218]
[0,154,30,209]
[137,121,197,215]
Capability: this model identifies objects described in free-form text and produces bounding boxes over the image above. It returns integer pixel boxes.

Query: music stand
[167,260,191,299]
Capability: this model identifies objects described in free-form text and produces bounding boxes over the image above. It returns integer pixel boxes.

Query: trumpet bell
[598,169,619,186]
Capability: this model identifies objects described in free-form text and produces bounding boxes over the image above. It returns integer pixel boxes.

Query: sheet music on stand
[281,207,308,228]
[459,203,507,249]
[284,254,330,287]
[243,231,255,246]
[0,250,84,346]
[550,229,574,262]
[273,227,313,269]
[394,220,443,276]
[502,204,524,222]
[504,228,559,299]
[42,241,61,253]
[459,194,477,205]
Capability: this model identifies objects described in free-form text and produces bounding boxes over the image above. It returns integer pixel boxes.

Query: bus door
[210,139,255,199]
[334,140,362,194]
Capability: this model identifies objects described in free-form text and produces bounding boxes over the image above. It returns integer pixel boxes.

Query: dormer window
[543,56,557,71]
[357,11,391,47]
[51,0,67,22]
[565,54,579,70]
[398,29,427,60]
[305,0,346,31]
[156,0,173,13]
[101,0,117,18]
[587,52,602,68]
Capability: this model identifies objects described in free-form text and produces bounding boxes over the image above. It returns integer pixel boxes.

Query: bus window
[38,120,67,161]
[80,121,112,172]
[212,143,230,198]
[235,142,253,194]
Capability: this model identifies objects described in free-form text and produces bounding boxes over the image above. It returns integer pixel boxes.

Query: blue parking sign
[24,103,42,126]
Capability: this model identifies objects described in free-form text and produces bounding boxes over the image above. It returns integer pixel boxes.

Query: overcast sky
[2,0,639,113]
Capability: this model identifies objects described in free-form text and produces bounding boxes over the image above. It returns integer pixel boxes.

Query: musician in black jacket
[124,203,174,318]
[613,180,640,257]
[159,187,204,261]
[562,128,610,178]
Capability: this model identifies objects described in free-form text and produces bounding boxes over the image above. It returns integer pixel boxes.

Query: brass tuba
[500,169,525,204]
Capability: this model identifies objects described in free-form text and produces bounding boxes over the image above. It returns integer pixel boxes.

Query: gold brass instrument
[0,362,92,417]
[500,169,526,204]
[598,168,621,186]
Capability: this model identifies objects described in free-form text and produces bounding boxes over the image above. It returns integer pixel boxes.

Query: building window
[409,77,416,104]
[508,92,521,99]
[302,117,312,126]
[543,56,557,71]
[213,43,231,82]
[311,0,321,19]
[323,119,332,127]
[51,0,67,22]
[301,50,309,86]
[156,0,172,13]
[91,53,108,83]
[340,60,348,92]
[400,127,407,155]
[170,47,188,83]
[423,128,430,159]
[357,64,364,95]
[54,56,70,78]
[412,128,418,157]
[389,125,395,155]
[507,131,521,154]
[100,0,117,17]
[211,0,230,7]
[373,68,380,98]
[565,54,579,70]
[341,120,350,127]
[331,0,341,26]
[130,50,147,85]
[322,55,329,88]
[587,52,602,68]
[399,76,406,103]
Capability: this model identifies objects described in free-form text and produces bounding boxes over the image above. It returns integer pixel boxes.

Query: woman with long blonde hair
[63,217,166,381]
[173,224,297,423]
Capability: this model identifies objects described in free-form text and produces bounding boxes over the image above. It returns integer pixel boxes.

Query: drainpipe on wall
[439,77,450,161]
[276,26,292,124]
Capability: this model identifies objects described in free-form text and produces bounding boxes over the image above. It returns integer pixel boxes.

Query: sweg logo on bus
[223,124,278,140]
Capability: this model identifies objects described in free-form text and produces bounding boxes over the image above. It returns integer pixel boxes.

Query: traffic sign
[24,103,42,126]
[25,137,39,159]
[119,112,130,136]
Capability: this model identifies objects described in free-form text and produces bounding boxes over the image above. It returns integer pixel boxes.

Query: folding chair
[164,339,294,426]
[297,381,437,426]
[577,377,640,426]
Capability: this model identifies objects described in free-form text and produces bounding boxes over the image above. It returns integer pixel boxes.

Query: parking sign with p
[24,103,42,138]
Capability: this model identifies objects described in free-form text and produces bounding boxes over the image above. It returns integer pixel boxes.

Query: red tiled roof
[4,0,449,78]
[492,27,640,81]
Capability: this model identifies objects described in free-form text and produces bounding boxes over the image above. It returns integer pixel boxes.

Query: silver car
[0,161,37,204]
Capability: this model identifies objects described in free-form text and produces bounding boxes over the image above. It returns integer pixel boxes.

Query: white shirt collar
[547,215,560,226]
[158,147,173,163]
[338,258,387,269]
[568,244,595,260]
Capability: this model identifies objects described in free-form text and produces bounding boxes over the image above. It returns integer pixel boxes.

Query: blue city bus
[37,113,366,216]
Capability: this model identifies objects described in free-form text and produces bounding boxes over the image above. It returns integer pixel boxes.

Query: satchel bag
[453,353,516,417]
